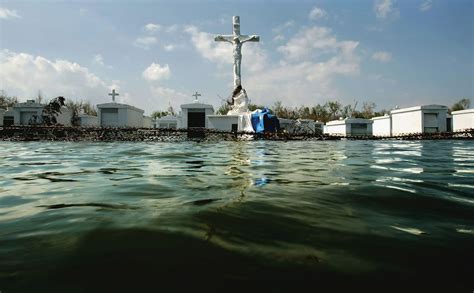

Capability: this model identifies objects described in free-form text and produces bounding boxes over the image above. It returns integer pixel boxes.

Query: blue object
[251,108,280,133]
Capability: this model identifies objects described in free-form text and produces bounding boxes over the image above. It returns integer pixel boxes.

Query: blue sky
[1,0,472,114]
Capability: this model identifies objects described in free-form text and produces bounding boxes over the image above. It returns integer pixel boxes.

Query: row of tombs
[1,98,473,136]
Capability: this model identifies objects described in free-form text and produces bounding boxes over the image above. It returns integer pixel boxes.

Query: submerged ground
[0,140,473,292]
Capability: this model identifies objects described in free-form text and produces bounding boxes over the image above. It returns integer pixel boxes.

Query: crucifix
[108,89,119,102]
[215,16,260,90]
[192,91,201,102]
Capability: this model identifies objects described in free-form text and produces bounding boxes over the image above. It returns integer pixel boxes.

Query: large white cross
[108,89,119,102]
[215,16,259,90]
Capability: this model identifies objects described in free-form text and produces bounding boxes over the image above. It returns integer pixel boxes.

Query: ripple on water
[0,140,473,290]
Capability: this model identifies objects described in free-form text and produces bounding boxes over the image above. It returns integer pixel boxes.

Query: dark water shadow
[3,227,472,293]
[37,203,136,210]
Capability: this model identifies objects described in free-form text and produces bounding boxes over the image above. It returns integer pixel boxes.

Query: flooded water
[0,140,473,292]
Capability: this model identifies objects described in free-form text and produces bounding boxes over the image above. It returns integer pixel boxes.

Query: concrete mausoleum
[180,102,214,129]
[12,100,43,125]
[325,118,373,136]
[97,102,144,127]
[96,89,145,128]
[390,105,448,135]
[451,109,474,131]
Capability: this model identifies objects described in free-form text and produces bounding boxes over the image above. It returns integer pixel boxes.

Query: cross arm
[239,35,260,43]
[214,35,234,43]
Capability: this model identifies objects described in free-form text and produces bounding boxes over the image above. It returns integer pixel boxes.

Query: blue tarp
[251,108,280,133]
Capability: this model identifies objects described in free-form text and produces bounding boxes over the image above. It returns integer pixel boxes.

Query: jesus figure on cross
[214,16,260,90]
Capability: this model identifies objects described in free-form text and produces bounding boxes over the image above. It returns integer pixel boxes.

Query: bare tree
[361,102,376,119]
[326,101,342,120]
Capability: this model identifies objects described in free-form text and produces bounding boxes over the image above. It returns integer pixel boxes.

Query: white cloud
[144,23,161,33]
[272,20,294,34]
[277,26,339,61]
[165,24,179,33]
[150,86,189,108]
[79,8,87,16]
[142,63,171,81]
[0,7,20,19]
[372,51,392,62]
[272,34,285,42]
[134,36,158,49]
[163,44,176,51]
[309,7,327,21]
[93,54,104,66]
[184,26,231,64]
[246,26,360,107]
[0,50,116,104]
[420,0,432,12]
[374,0,399,19]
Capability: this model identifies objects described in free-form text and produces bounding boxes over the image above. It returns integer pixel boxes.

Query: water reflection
[226,141,252,199]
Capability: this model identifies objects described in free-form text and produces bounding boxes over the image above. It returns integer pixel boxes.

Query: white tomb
[325,118,373,136]
[13,100,43,125]
[390,105,448,135]
[208,115,239,131]
[79,114,99,127]
[97,89,145,128]
[180,102,214,128]
[279,118,323,134]
[452,109,474,131]
[372,115,392,136]
[155,115,181,129]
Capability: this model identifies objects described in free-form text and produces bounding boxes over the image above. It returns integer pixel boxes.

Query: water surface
[0,141,473,291]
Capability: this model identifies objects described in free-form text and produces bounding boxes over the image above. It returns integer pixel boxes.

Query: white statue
[227,88,249,115]
[215,16,259,114]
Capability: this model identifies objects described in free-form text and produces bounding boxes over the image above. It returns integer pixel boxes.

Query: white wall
[391,110,422,135]
[80,115,99,127]
[100,108,143,127]
[452,109,474,131]
[372,116,391,136]
[126,108,144,127]
[143,116,152,128]
[208,115,239,131]
[325,123,348,136]
[155,116,180,129]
